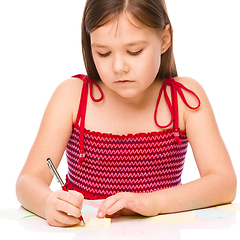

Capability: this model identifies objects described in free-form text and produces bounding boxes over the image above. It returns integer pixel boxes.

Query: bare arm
[152,78,237,213]
[97,78,237,218]
[16,78,84,226]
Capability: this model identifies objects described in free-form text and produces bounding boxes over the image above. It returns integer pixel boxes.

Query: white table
[0,201,239,240]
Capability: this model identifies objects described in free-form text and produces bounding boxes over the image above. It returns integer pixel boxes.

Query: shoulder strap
[73,74,104,125]
[154,76,201,144]
[75,76,88,126]
[71,74,104,164]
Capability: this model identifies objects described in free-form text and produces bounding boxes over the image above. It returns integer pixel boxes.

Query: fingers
[105,208,137,218]
[55,190,83,217]
[47,210,80,227]
[97,192,157,218]
[97,193,136,218]
[68,190,84,209]
[46,190,84,227]
[97,193,122,218]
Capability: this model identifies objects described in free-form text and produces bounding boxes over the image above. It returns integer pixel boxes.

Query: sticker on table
[194,208,234,218]
[0,208,36,220]
[216,203,240,212]
[152,212,196,224]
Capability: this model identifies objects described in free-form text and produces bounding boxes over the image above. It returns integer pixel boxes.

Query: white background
[0,0,239,210]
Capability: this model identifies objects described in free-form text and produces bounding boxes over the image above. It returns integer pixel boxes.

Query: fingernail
[97,211,104,218]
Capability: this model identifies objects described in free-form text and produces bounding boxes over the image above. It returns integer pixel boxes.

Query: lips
[114,80,134,84]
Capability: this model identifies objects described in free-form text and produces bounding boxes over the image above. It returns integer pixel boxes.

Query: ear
[161,24,172,54]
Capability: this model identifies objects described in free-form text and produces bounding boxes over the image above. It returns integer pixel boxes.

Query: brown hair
[82,0,177,81]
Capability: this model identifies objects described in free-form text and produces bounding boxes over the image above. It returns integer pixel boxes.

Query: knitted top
[65,74,200,200]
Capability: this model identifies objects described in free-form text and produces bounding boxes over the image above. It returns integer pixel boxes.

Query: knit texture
[65,124,188,200]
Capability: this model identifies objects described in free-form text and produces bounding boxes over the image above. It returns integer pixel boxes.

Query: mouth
[114,80,134,85]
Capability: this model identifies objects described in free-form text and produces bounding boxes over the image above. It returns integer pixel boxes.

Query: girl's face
[90,12,167,101]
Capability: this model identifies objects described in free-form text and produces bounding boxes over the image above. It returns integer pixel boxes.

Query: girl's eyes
[98,49,143,58]
[128,49,143,56]
[98,52,111,58]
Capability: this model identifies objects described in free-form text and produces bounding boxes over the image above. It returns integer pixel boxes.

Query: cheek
[92,55,108,78]
[96,65,110,81]
[152,47,162,69]
[137,51,161,79]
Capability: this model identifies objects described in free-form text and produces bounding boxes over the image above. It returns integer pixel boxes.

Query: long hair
[82,0,177,81]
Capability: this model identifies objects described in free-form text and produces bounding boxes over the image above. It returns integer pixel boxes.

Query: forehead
[90,12,160,45]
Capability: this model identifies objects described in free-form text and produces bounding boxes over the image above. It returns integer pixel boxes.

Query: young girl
[16,0,236,227]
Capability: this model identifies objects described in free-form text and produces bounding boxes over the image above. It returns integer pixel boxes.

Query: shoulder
[175,76,218,133]
[51,77,83,108]
[56,76,84,95]
[49,76,84,123]
[174,76,209,109]
[172,76,214,131]
[174,76,205,95]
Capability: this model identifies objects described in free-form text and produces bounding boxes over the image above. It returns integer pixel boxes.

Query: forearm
[153,173,237,214]
[16,173,53,219]
[92,172,236,219]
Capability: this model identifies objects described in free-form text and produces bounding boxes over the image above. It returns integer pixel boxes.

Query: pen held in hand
[47,158,85,226]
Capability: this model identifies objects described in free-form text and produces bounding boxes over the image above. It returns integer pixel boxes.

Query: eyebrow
[91,40,148,48]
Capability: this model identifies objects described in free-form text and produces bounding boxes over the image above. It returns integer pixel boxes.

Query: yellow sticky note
[217,203,240,212]
[68,218,111,229]
[153,212,196,224]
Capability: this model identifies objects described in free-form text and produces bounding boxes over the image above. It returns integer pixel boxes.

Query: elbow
[222,173,237,204]
[229,175,237,202]
[16,173,29,206]
[15,175,24,205]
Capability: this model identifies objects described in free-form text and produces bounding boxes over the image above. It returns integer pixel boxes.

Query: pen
[47,158,85,226]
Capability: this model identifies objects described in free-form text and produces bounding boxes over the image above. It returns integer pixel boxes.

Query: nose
[112,54,129,74]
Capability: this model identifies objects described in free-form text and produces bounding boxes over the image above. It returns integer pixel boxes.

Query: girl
[16,0,236,227]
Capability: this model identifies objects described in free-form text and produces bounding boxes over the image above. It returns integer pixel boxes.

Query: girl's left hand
[97,192,159,218]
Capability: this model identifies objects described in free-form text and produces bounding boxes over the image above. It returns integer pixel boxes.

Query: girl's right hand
[45,190,84,227]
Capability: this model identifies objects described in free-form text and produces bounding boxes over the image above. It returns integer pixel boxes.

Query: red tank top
[65,74,200,200]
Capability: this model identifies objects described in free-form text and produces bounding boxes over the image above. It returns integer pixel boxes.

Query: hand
[45,190,84,227]
[97,192,159,219]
